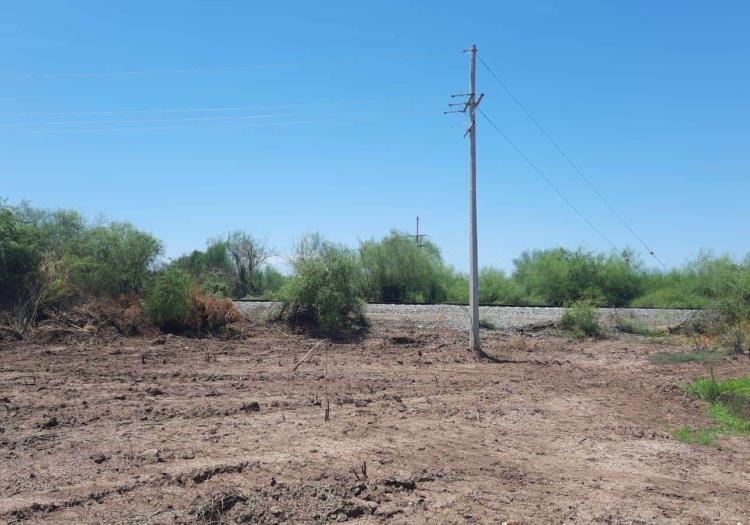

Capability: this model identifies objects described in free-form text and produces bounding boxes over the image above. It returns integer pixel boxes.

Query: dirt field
[1,321,749,524]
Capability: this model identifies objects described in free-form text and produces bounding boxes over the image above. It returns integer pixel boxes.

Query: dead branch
[292,339,328,371]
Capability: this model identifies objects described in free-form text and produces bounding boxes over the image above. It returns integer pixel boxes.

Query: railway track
[235,301,698,331]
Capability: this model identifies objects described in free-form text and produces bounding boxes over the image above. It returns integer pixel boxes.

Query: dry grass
[192,489,247,525]
[505,333,529,352]
[190,292,242,333]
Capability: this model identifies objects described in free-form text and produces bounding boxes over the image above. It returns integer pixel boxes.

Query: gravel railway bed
[236,302,696,331]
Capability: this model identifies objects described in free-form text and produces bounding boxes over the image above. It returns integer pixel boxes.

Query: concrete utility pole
[467,44,481,353]
[446,44,483,353]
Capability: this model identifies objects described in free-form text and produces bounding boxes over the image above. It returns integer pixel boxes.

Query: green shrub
[479,267,526,305]
[678,375,750,444]
[707,400,750,432]
[173,240,235,298]
[1,200,161,333]
[634,253,749,310]
[687,375,750,402]
[143,267,240,334]
[253,265,287,297]
[561,301,604,338]
[648,350,724,365]
[172,235,282,299]
[443,273,469,303]
[711,266,750,353]
[672,426,717,446]
[143,268,192,331]
[0,205,43,304]
[67,222,162,297]
[513,248,641,307]
[2,202,161,299]
[280,234,366,338]
[359,231,451,303]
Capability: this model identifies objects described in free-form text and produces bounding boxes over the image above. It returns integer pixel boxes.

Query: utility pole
[415,216,427,245]
[467,44,481,353]
[446,45,484,353]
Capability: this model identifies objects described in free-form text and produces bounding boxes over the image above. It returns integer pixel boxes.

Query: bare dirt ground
[1,320,749,524]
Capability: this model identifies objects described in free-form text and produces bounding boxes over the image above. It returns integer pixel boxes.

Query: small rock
[90,453,107,464]
[241,401,260,412]
[146,386,164,396]
[375,503,403,518]
[141,448,163,463]
[350,498,378,514]
[37,416,58,429]
[179,450,195,460]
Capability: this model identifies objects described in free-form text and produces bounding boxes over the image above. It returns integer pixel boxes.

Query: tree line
[162,227,750,311]
[2,199,749,337]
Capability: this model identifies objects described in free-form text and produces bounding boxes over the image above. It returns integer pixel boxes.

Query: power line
[0,95,429,119]
[36,119,321,134]
[477,54,666,269]
[0,103,308,118]
[4,53,413,81]
[0,112,305,128]
[478,108,618,251]
[7,63,299,80]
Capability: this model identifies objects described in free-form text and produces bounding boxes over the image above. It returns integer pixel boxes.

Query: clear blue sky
[2,1,748,271]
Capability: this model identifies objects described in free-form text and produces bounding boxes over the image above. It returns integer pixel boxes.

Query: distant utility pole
[446,44,484,353]
[415,216,428,246]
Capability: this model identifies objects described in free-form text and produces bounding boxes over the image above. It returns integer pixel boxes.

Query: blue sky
[2,1,748,271]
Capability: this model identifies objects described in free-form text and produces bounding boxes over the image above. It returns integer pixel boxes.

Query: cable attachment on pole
[445,92,484,137]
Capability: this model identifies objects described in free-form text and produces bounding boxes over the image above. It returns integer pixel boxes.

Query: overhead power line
[477,54,666,269]
[0,112,303,128]
[0,103,308,118]
[478,108,618,251]
[8,63,299,80]
[38,119,320,134]
[0,95,427,119]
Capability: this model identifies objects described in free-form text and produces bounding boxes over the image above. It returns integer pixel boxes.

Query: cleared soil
[1,321,749,524]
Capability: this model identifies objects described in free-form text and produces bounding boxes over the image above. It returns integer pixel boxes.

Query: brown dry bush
[507,333,529,351]
[188,291,242,334]
[89,295,156,336]
[26,296,157,343]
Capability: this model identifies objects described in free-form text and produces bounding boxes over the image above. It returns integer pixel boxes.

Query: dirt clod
[36,416,58,429]
[90,453,107,464]
[241,401,260,412]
